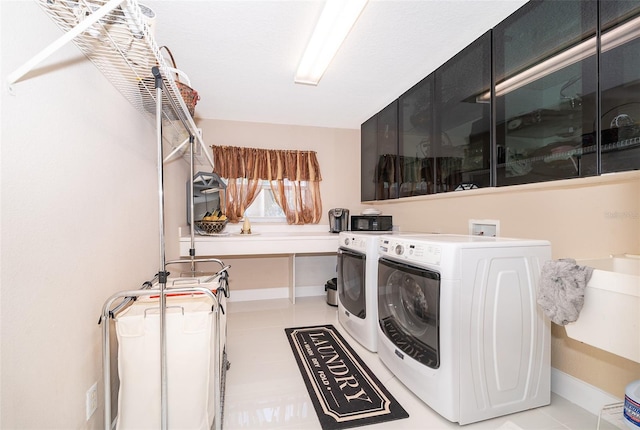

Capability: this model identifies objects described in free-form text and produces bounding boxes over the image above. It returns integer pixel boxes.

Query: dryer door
[378,257,441,369]
[337,248,367,318]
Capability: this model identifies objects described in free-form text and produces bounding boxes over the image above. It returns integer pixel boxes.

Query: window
[212,145,322,224]
[243,180,286,222]
[232,179,314,223]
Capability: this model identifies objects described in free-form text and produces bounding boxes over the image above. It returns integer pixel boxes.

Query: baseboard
[295,285,326,298]
[227,285,326,302]
[551,367,622,415]
[227,287,289,302]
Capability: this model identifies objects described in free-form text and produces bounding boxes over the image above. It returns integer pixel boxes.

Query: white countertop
[179,224,340,257]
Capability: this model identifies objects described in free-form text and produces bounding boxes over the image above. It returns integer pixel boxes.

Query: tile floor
[222,296,620,430]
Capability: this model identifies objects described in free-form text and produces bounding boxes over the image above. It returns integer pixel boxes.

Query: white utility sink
[565,255,640,363]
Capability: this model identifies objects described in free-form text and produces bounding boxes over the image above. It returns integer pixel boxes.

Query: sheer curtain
[212,145,323,224]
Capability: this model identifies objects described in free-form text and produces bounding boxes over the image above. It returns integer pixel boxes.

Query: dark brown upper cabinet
[361,100,399,201]
[599,0,640,173]
[493,0,599,186]
[361,0,640,201]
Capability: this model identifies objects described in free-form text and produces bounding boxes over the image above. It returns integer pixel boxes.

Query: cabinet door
[599,1,640,173]
[494,0,598,186]
[435,31,492,192]
[361,115,378,202]
[377,100,399,200]
[399,75,434,196]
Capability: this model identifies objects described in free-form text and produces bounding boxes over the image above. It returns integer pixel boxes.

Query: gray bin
[325,278,337,307]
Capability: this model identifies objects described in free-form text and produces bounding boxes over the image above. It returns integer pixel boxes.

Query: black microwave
[350,215,393,231]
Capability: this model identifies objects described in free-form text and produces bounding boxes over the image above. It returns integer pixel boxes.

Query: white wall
[1,3,189,428]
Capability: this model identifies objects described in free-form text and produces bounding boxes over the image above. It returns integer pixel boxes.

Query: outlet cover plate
[469,219,500,237]
[86,382,98,421]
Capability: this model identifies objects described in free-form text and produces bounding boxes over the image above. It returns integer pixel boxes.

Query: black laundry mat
[284,324,409,430]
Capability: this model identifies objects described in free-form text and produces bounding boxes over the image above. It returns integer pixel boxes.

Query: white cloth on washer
[537,258,594,326]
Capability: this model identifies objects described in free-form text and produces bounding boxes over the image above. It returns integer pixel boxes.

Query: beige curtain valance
[211,146,322,182]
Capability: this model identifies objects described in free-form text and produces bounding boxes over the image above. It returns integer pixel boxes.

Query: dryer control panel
[379,237,442,265]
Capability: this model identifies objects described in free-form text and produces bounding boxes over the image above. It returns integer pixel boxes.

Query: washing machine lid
[392,234,550,247]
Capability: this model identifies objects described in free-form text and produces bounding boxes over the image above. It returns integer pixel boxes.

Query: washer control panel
[379,237,442,265]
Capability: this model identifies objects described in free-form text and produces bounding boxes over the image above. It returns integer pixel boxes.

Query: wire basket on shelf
[139,46,200,119]
[194,220,228,235]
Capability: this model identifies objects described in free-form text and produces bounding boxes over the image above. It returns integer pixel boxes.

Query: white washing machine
[376,234,551,425]
[337,231,388,352]
[337,231,429,352]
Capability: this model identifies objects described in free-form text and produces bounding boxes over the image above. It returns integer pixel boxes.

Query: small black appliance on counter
[328,208,349,233]
[350,215,393,231]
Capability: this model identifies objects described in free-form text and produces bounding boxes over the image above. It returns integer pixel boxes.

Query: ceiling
[145,0,528,130]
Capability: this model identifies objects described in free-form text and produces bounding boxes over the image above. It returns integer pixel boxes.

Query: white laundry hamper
[115,291,220,430]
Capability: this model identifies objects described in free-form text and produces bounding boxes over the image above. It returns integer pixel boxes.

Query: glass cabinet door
[599,1,640,173]
[399,75,434,196]
[376,100,399,200]
[361,115,378,202]
[435,31,492,191]
[361,101,399,201]
[494,0,598,186]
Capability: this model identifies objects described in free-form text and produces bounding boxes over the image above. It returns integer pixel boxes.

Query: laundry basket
[115,275,224,430]
[116,294,215,429]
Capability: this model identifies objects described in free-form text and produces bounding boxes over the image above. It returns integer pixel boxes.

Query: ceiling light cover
[295,0,368,86]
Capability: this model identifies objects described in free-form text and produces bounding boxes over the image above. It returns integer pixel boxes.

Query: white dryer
[337,231,387,352]
[376,234,551,425]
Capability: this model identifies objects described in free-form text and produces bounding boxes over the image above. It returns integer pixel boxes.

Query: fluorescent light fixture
[477,14,640,101]
[295,0,368,86]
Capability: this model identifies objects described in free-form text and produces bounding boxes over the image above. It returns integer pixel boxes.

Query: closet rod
[153,67,170,430]
[189,133,196,274]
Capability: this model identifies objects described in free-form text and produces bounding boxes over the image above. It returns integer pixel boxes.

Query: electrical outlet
[86,382,98,421]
